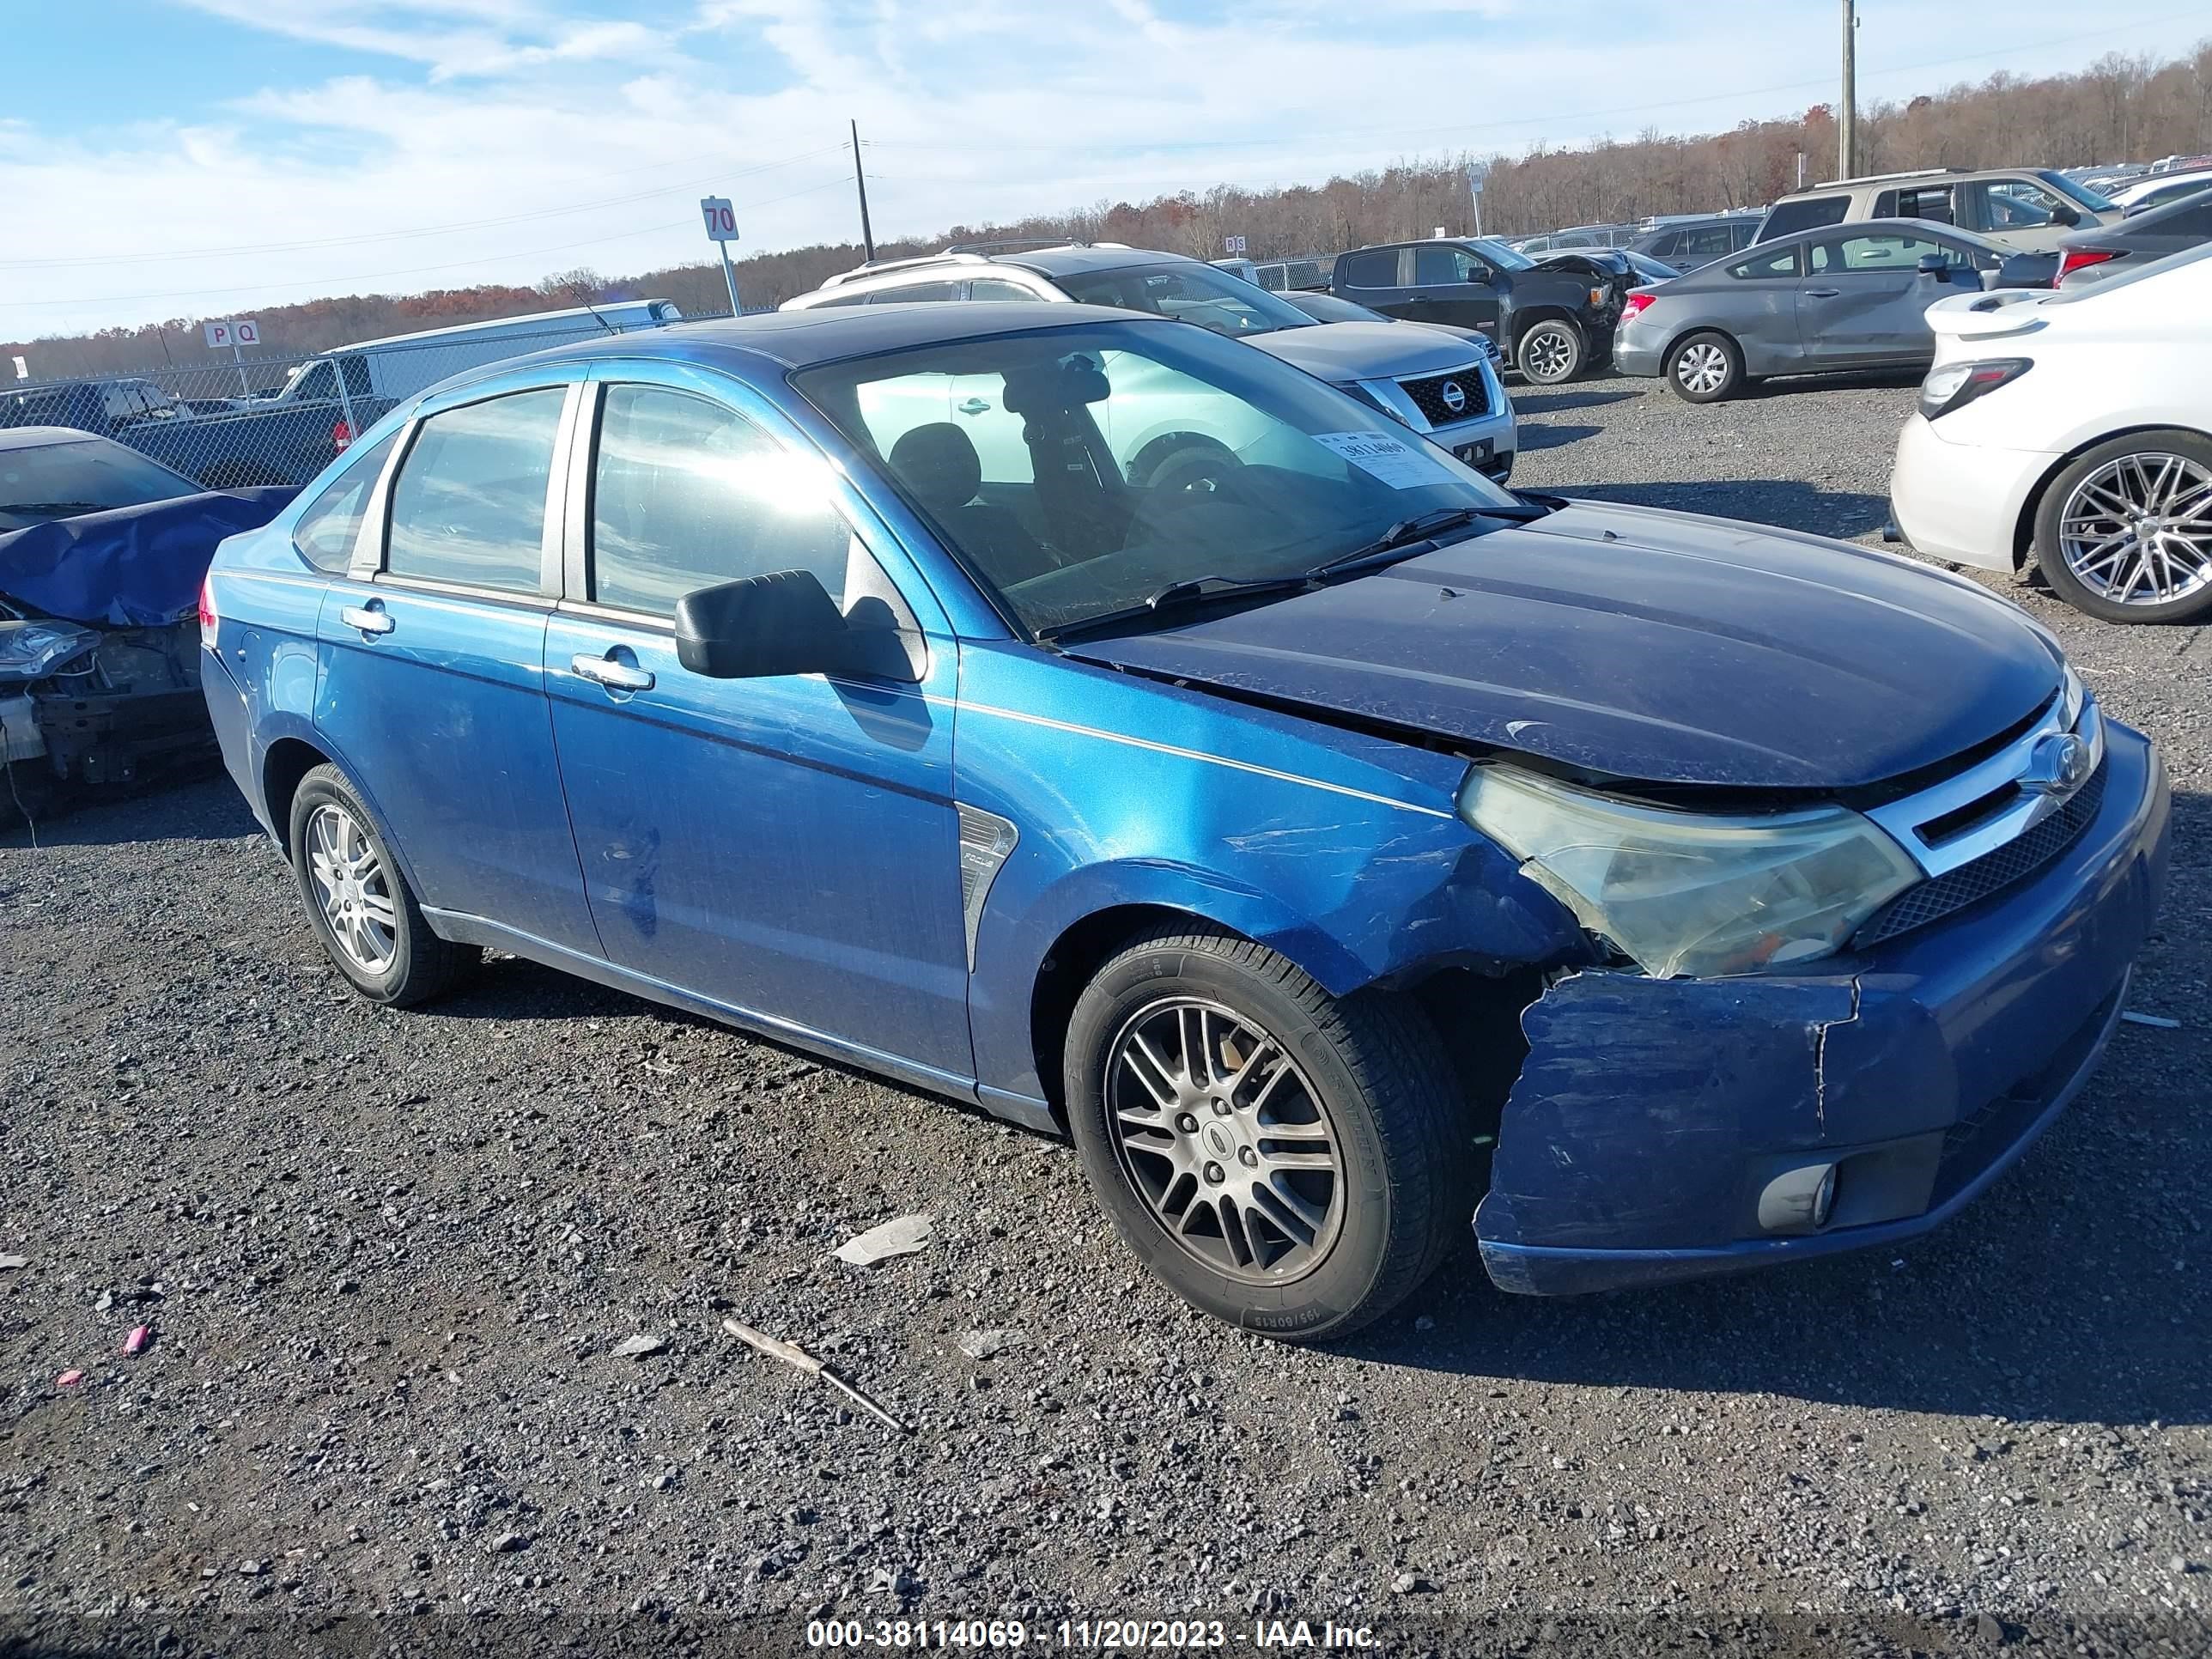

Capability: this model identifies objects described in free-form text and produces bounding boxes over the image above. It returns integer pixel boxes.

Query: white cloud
[4,0,2207,337]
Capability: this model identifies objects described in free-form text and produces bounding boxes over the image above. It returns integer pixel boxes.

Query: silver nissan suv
[781,243,1517,483]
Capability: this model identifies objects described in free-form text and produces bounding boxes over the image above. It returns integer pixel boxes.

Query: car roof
[0,424,103,453]
[485,302,1164,376]
[994,245,1196,276]
[1751,216,2002,252]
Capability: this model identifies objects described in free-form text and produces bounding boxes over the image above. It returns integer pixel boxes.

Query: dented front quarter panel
[954,640,1589,1109]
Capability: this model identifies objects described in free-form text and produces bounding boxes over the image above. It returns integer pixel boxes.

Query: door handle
[957,398,992,415]
[571,653,653,692]
[1804,287,1841,298]
[339,603,393,635]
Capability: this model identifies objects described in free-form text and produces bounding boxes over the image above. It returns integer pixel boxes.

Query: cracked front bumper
[1473,718,2170,1296]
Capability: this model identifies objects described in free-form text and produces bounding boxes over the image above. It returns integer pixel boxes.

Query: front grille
[1855,759,2109,949]
[1397,368,1488,425]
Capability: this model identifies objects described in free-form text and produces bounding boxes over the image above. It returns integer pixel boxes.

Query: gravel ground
[3,372,2208,1659]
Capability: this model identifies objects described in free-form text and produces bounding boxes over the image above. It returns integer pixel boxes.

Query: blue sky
[4,0,2209,338]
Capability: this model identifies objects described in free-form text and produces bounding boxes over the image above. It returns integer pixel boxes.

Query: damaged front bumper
[1474,718,2170,1296]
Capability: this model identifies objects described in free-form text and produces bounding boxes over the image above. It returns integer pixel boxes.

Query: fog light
[1758,1163,1838,1234]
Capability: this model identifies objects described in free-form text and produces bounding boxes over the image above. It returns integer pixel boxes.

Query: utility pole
[1839,0,1857,181]
[851,118,877,264]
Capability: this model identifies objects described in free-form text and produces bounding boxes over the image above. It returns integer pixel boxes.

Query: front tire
[1515,319,1585,386]
[289,763,476,1006]
[2033,430,2212,623]
[1667,331,1743,403]
[1062,926,1469,1341]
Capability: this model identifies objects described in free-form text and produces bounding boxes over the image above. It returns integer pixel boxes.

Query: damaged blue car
[198,306,2169,1339]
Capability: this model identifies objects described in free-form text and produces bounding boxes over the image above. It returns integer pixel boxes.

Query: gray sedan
[1612,219,2056,403]
[2054,187,2212,287]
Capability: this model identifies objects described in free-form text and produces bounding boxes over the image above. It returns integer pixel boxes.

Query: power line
[4,175,854,310]
[863,8,2204,157]
[0,142,851,271]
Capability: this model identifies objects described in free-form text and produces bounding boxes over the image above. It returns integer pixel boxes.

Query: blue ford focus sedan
[198,305,2168,1339]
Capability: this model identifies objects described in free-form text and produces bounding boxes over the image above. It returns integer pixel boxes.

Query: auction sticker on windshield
[1310,430,1459,489]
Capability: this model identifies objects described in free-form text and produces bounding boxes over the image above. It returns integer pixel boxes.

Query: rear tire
[289,763,476,1006]
[1062,926,1470,1341]
[1516,319,1585,386]
[1667,331,1744,403]
[2033,430,2212,623]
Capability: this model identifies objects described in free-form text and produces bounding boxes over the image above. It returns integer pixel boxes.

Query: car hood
[1062,500,2061,790]
[1247,320,1482,382]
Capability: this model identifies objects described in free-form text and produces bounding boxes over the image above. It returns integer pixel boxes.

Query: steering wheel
[1145,440,1245,499]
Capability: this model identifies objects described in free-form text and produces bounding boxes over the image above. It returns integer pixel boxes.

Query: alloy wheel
[1675,341,1730,396]
[2057,453,2212,607]
[1103,996,1345,1284]
[1523,328,1574,382]
[305,802,398,973]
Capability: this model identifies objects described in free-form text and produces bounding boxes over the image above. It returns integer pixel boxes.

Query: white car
[2108,167,2212,215]
[1888,243,2212,623]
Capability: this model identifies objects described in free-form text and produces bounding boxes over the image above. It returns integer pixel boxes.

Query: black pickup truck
[1328,236,1632,385]
[0,376,355,489]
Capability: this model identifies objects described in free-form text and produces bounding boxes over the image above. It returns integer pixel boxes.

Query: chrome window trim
[356,380,581,600]
[1864,696,2106,878]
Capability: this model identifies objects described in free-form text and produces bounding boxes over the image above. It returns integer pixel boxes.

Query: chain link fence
[0,307,738,493]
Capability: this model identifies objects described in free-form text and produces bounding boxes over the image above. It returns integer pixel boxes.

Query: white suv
[782,244,1517,483]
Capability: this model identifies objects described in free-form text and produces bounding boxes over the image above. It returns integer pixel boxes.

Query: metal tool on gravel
[721,1317,909,1434]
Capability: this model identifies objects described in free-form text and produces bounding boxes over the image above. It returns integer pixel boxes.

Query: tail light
[1918,357,2033,420]
[1620,292,1657,325]
[2057,246,2121,281]
[198,572,219,653]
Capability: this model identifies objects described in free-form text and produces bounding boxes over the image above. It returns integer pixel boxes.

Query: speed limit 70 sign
[699,198,739,243]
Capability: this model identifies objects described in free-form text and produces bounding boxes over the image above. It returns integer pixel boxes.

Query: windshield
[1051,262,1317,338]
[0,436,198,528]
[1468,237,1536,271]
[2041,171,2117,212]
[794,320,1527,638]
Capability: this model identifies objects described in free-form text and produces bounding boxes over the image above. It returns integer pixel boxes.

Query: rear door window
[966,278,1040,301]
[385,386,567,592]
[1759,196,1850,240]
[588,383,852,615]
[1335,248,1401,289]
[1730,245,1802,279]
[293,430,399,572]
[1678,226,1737,262]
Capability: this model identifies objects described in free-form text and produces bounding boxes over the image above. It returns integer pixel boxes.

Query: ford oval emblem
[2021,732,2094,799]
[1439,379,1468,416]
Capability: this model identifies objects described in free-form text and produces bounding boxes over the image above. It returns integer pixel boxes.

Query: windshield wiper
[1036,571,1316,643]
[0,501,108,517]
[1306,501,1550,580]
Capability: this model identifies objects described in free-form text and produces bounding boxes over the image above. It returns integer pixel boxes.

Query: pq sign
[700,198,739,243]
[204,319,261,349]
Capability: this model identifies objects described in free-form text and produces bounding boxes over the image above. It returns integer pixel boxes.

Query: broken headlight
[1457,765,1921,980]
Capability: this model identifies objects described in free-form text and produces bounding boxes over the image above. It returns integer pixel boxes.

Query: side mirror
[674,569,918,683]
[1916,252,1948,276]
[2051,204,2081,228]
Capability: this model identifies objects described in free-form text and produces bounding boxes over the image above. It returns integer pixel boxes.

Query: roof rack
[817,252,989,289]
[1810,167,1966,189]
[939,238,1134,256]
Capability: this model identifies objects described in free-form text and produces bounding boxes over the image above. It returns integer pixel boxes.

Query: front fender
[953,642,1585,1104]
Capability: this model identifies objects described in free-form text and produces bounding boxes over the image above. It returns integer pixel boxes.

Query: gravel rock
[1,372,2205,1656]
